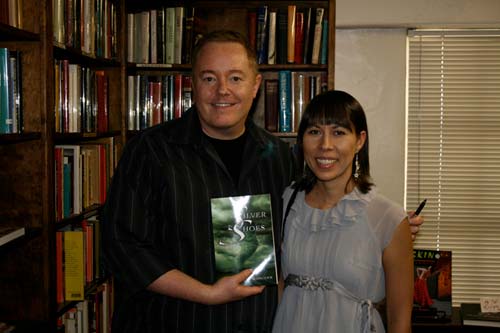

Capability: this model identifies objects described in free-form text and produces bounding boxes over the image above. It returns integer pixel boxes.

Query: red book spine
[247,12,257,52]
[174,74,183,119]
[151,81,163,125]
[294,12,304,64]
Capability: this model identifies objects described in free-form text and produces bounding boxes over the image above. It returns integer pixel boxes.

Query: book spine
[256,6,268,65]
[183,7,195,64]
[278,70,292,132]
[165,7,175,64]
[276,9,287,64]
[151,80,163,125]
[174,7,184,64]
[320,19,328,65]
[294,12,304,64]
[302,8,312,64]
[247,11,257,53]
[267,11,277,65]
[264,79,279,132]
[286,5,296,64]
[64,230,85,301]
[311,8,324,65]
[0,48,11,133]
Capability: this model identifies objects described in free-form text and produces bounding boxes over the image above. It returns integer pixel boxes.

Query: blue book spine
[256,6,268,64]
[320,19,328,65]
[278,70,292,132]
[0,48,11,133]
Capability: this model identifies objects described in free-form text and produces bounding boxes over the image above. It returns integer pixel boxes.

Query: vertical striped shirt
[102,107,296,333]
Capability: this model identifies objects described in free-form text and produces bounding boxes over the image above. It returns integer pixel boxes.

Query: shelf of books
[124,1,334,135]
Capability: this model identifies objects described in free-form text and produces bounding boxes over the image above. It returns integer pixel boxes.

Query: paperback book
[412,249,452,322]
[210,194,277,286]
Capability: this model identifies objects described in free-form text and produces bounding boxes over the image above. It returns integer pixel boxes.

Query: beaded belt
[284,273,377,332]
[285,274,335,291]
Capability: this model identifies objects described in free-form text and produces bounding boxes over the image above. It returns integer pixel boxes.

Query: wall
[334,0,500,205]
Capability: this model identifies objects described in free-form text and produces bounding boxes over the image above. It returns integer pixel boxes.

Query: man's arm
[148,269,265,305]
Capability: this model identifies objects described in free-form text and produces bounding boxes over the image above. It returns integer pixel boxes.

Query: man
[102,30,422,333]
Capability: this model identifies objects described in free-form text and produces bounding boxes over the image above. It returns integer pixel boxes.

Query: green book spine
[0,48,10,133]
[211,194,278,286]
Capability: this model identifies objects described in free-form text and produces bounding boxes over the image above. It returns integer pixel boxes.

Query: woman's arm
[383,218,414,333]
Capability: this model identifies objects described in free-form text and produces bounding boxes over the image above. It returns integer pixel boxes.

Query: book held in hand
[210,194,277,286]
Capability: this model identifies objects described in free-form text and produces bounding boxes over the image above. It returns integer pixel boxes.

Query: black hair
[294,90,373,194]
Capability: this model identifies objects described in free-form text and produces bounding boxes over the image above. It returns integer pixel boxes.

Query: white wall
[334,0,500,205]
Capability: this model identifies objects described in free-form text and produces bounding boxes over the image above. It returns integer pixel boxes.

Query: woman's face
[302,123,366,186]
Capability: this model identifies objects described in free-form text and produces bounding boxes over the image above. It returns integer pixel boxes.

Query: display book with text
[210,194,278,286]
[461,297,500,328]
[412,249,452,323]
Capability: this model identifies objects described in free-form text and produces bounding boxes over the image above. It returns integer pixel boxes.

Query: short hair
[191,30,259,74]
[294,90,374,194]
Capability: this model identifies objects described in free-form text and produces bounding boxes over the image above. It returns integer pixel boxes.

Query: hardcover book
[412,249,452,322]
[210,194,278,286]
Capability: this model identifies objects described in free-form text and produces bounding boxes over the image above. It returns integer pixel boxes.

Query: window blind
[406,30,500,306]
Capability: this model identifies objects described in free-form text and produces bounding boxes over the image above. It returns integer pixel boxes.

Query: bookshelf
[0,0,122,331]
[0,0,335,331]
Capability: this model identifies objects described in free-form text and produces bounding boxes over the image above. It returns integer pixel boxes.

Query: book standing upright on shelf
[412,249,452,322]
[210,194,278,286]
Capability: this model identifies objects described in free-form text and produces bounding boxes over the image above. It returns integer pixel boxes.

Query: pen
[414,199,427,216]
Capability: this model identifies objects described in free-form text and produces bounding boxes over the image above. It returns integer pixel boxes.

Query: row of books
[263,71,327,133]
[54,138,115,221]
[53,0,118,60]
[0,0,22,29]
[55,60,109,134]
[251,6,328,65]
[0,48,23,134]
[57,279,113,333]
[127,7,193,65]
[126,5,328,66]
[127,74,192,131]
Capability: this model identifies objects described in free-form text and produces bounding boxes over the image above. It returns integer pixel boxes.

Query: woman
[272,90,413,333]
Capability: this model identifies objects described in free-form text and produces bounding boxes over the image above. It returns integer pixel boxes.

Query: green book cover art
[210,194,277,286]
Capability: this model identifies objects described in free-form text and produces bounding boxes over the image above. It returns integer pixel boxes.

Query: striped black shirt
[102,107,296,333]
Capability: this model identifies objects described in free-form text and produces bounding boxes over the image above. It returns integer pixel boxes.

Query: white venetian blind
[406,30,500,306]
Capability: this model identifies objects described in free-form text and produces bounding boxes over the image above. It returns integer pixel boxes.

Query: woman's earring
[354,153,360,180]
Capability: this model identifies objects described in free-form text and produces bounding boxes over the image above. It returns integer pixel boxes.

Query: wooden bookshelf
[0,0,335,330]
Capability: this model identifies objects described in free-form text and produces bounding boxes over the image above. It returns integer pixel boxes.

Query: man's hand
[407,211,424,241]
[208,269,265,305]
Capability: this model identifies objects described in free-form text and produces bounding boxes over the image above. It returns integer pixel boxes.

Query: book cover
[210,194,278,286]
[461,303,500,328]
[412,249,452,322]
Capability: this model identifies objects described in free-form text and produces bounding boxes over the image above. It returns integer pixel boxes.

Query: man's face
[192,41,262,139]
